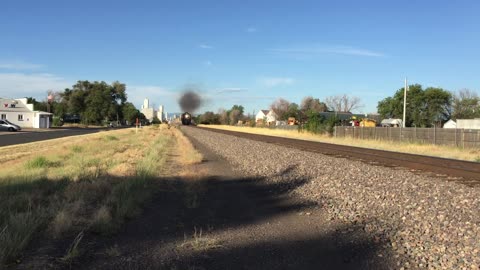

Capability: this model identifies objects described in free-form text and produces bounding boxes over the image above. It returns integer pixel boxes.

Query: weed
[104,135,119,141]
[91,205,113,234]
[62,231,84,262]
[71,145,83,153]
[475,157,480,162]
[51,210,73,237]
[25,156,51,169]
[0,210,43,263]
[105,244,121,257]
[179,227,222,251]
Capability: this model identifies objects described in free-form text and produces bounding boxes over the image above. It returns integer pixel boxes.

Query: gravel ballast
[182,127,480,269]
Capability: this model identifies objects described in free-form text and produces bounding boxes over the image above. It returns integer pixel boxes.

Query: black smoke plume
[178,89,202,113]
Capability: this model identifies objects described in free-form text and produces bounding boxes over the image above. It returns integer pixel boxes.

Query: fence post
[462,129,465,148]
[414,126,417,143]
[454,128,457,147]
[433,125,436,145]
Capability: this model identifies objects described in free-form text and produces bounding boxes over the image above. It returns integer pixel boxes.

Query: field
[199,125,480,162]
[0,125,202,264]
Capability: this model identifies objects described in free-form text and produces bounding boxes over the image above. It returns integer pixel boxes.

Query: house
[0,98,52,128]
[443,119,457,129]
[456,119,480,129]
[255,109,277,126]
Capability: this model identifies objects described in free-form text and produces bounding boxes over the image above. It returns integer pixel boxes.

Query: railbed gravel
[182,127,480,269]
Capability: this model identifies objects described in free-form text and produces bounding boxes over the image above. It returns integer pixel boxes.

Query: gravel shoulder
[181,126,480,269]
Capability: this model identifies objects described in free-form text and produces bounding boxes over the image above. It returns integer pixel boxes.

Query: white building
[457,119,480,129]
[0,98,52,128]
[255,109,277,125]
[443,119,457,129]
[157,105,164,121]
[141,98,155,122]
[140,98,166,123]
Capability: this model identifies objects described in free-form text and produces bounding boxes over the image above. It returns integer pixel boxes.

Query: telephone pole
[403,77,407,128]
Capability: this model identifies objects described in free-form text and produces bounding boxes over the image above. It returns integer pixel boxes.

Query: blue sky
[1,0,479,114]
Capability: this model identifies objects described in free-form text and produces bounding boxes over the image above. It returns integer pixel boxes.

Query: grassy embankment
[0,124,202,264]
[200,125,480,162]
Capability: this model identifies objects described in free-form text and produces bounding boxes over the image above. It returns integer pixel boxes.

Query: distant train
[181,112,193,125]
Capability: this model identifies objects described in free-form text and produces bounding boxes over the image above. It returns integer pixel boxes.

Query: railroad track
[197,127,480,186]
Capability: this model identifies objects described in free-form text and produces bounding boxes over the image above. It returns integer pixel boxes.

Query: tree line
[197,94,361,125]
[198,85,479,129]
[377,85,480,127]
[27,80,145,125]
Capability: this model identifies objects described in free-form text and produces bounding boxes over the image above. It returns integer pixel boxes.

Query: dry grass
[173,127,203,165]
[0,127,177,264]
[200,125,480,161]
[179,227,222,252]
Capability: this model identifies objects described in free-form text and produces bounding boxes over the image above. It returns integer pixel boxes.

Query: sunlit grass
[200,125,480,161]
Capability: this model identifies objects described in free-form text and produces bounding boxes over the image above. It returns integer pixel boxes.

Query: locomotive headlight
[185,115,190,118]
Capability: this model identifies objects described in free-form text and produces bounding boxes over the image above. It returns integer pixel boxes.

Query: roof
[381,118,403,125]
[261,110,270,115]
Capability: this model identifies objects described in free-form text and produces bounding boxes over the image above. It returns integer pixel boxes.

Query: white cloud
[0,73,71,99]
[246,27,257,33]
[259,77,295,87]
[199,44,213,49]
[270,45,386,58]
[215,88,248,94]
[0,61,44,70]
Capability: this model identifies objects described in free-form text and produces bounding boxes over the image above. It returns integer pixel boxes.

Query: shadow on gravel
[64,167,389,270]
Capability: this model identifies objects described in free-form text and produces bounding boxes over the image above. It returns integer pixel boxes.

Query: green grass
[104,135,119,141]
[25,156,52,169]
[71,145,83,153]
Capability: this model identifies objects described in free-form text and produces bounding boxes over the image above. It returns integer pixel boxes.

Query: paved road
[0,128,119,147]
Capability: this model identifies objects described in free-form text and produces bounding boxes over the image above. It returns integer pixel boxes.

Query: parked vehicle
[0,119,22,131]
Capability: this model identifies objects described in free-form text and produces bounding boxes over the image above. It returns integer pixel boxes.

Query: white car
[0,119,22,131]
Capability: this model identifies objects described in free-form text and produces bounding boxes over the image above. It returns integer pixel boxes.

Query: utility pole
[403,77,407,128]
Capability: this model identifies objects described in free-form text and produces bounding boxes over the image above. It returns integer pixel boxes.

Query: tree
[218,108,228,125]
[270,98,290,120]
[300,96,327,113]
[229,109,242,125]
[285,103,300,119]
[325,94,362,112]
[452,89,480,120]
[122,102,141,125]
[151,116,161,124]
[229,105,244,115]
[423,87,452,125]
[377,84,452,127]
[198,111,220,124]
[25,97,48,112]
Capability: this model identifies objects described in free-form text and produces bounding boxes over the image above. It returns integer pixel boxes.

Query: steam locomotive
[181,112,192,125]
